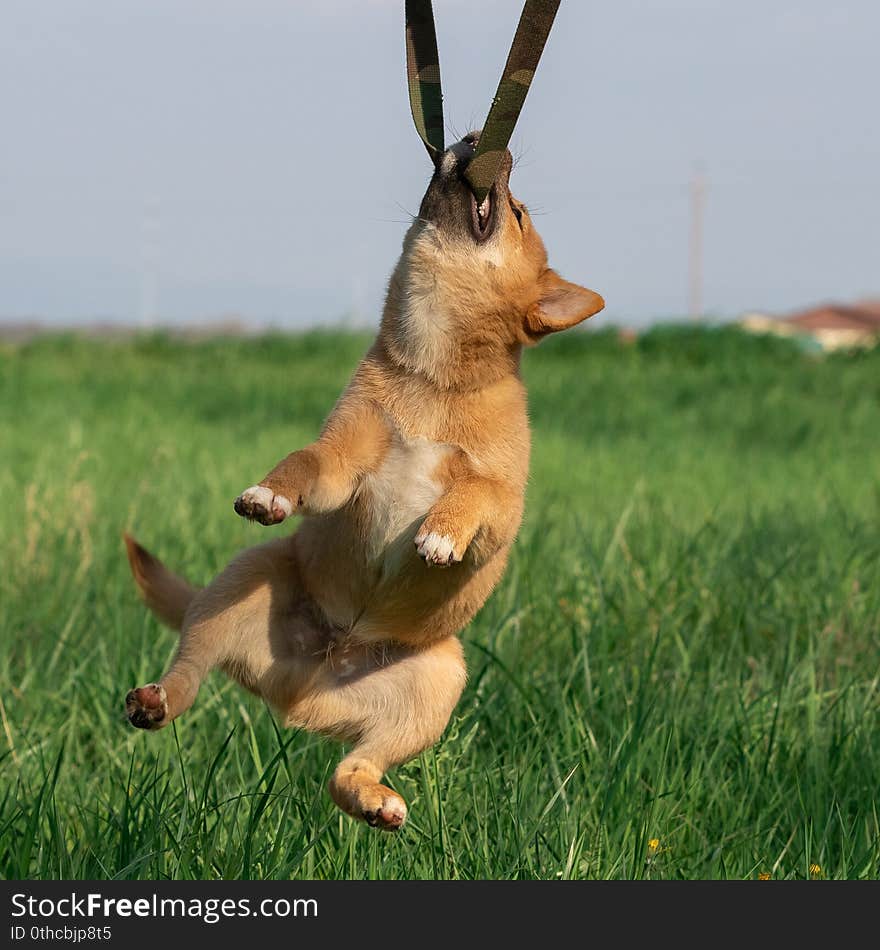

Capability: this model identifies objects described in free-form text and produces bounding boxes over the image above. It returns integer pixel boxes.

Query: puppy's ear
[524,269,604,341]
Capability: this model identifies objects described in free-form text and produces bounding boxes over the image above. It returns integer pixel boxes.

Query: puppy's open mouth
[469,187,495,243]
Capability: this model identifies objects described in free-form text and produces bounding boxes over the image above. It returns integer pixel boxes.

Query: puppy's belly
[296,433,471,638]
[358,433,453,573]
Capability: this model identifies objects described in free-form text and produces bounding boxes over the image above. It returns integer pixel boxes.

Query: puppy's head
[383,132,604,386]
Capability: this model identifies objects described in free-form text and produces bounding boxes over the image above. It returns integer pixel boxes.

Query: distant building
[740,300,880,351]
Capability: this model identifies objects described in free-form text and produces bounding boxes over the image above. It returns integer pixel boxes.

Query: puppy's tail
[124,533,197,632]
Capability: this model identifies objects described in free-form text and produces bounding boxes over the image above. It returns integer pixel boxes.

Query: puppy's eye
[510,202,524,229]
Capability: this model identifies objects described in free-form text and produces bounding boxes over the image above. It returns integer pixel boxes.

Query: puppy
[124,133,603,829]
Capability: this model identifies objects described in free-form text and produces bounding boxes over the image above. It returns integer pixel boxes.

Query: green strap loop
[467,0,561,203]
[405,0,561,202]
[405,0,444,161]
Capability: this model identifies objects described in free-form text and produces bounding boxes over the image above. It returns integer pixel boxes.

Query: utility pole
[688,167,705,321]
[139,196,160,325]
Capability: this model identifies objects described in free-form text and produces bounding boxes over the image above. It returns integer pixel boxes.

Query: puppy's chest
[356,431,455,559]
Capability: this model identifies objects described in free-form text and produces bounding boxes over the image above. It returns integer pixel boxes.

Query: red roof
[783,301,880,333]
[854,299,880,318]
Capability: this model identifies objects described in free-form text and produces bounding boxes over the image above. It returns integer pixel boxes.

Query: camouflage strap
[465,0,561,203]
[405,0,560,200]
[405,0,444,160]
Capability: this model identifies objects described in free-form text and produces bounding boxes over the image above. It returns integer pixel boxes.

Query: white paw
[370,794,408,830]
[357,787,408,830]
[233,485,293,525]
[415,530,457,566]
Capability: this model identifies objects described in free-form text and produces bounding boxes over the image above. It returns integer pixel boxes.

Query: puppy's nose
[461,131,480,149]
[438,131,481,179]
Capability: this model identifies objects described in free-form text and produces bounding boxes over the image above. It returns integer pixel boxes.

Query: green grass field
[1,326,879,880]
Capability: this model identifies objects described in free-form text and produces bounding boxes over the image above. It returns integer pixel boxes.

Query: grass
[1,325,879,880]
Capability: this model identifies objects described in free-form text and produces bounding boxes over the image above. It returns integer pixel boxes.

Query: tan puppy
[124,133,603,829]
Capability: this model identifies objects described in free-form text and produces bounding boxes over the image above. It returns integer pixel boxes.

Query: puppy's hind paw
[234,485,292,526]
[329,774,408,831]
[358,785,408,831]
[366,796,408,831]
[126,683,168,730]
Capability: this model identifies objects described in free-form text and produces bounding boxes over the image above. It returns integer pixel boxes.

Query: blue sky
[1,0,877,327]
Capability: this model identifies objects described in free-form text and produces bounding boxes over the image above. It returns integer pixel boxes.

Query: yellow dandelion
[809,863,822,878]
[647,838,660,855]
[757,872,771,881]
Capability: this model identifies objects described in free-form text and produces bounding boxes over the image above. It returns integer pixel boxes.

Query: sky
[1,0,877,328]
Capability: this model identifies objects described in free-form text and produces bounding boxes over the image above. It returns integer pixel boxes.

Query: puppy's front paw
[414,525,464,567]
[126,683,168,730]
[234,485,293,526]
